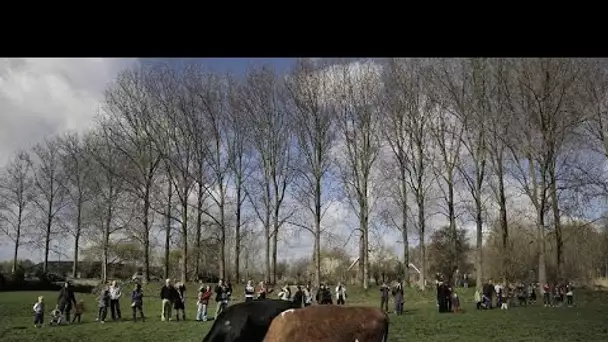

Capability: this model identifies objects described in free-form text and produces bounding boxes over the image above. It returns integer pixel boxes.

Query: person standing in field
[214,279,228,318]
[131,283,145,322]
[543,283,551,307]
[96,288,110,324]
[380,282,390,312]
[109,280,122,321]
[160,279,176,321]
[257,281,267,300]
[57,281,77,324]
[174,282,187,321]
[72,300,85,323]
[566,283,574,307]
[393,281,404,315]
[196,285,212,321]
[335,282,347,305]
[244,280,255,302]
[33,296,45,328]
[303,284,312,306]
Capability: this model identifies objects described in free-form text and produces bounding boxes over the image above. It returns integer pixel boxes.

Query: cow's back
[264,305,389,342]
[202,299,300,342]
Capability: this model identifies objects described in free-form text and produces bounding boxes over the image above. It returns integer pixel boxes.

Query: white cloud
[0,58,138,261]
[0,58,138,165]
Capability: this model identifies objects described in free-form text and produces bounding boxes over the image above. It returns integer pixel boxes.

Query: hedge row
[0,273,95,293]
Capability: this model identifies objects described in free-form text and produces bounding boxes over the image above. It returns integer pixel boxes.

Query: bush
[0,273,96,293]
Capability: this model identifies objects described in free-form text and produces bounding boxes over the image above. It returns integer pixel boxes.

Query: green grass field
[1,285,607,342]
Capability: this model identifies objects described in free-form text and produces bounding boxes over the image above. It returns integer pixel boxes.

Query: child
[451,292,461,313]
[474,290,482,310]
[497,288,506,310]
[543,283,551,307]
[97,288,110,323]
[566,284,574,306]
[244,281,255,302]
[196,285,212,322]
[72,300,85,323]
[500,289,509,310]
[481,294,490,309]
[131,283,145,322]
[50,304,62,326]
[33,296,45,328]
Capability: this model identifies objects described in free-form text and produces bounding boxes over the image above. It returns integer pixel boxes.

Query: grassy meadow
[1,284,607,342]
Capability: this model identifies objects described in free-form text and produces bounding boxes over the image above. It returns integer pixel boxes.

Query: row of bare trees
[2,58,608,290]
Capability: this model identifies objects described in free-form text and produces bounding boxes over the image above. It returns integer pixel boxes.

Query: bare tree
[30,138,68,274]
[146,66,198,282]
[58,132,94,278]
[86,123,128,282]
[240,66,295,284]
[0,150,34,273]
[580,59,608,199]
[103,68,163,282]
[226,77,254,283]
[428,59,467,283]
[334,61,383,289]
[193,70,231,281]
[284,59,337,288]
[483,59,513,286]
[503,58,584,285]
[379,58,412,286]
[384,59,436,289]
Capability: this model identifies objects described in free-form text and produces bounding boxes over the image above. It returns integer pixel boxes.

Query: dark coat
[58,285,76,305]
[202,299,302,342]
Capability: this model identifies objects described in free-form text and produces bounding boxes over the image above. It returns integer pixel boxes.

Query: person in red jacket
[196,285,212,321]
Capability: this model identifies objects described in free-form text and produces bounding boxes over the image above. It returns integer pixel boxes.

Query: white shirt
[33,302,44,313]
[109,285,122,300]
[245,285,255,298]
[335,285,346,298]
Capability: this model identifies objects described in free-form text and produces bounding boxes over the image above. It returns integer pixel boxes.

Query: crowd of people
[30,275,577,328]
[475,279,575,311]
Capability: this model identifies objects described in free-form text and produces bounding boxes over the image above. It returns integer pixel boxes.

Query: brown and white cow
[263,305,389,342]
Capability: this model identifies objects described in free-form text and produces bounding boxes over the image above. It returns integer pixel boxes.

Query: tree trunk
[235,182,242,282]
[219,181,227,281]
[12,206,23,274]
[102,176,114,283]
[143,186,151,283]
[399,163,409,286]
[44,210,52,274]
[72,201,82,278]
[448,177,457,285]
[417,195,426,290]
[314,174,322,289]
[475,196,483,291]
[549,165,563,281]
[264,217,271,284]
[358,191,370,290]
[181,202,188,283]
[195,180,203,279]
[164,181,172,281]
[272,227,278,284]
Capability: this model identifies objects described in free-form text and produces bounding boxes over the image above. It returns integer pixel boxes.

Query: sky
[0,58,307,263]
[0,58,599,265]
